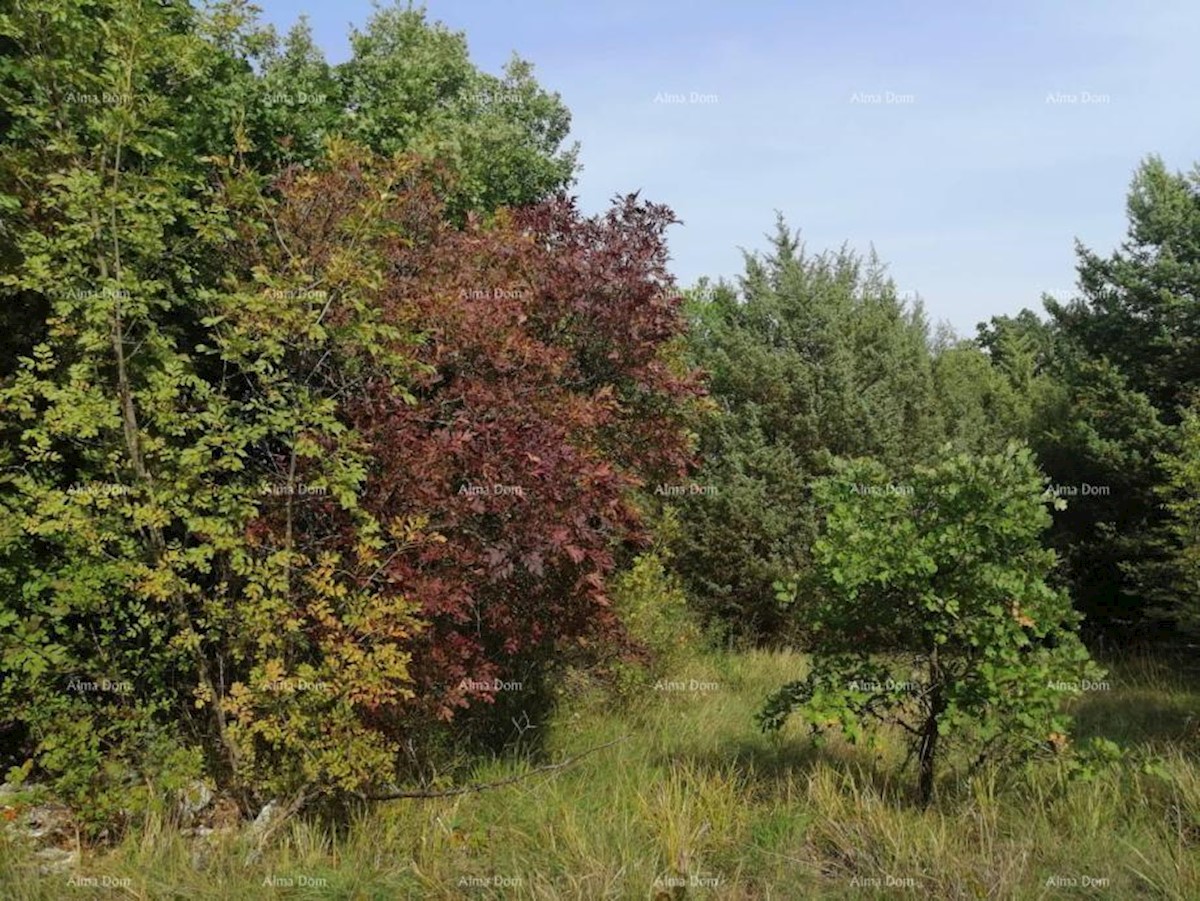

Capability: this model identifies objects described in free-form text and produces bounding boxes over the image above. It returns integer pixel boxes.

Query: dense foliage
[1028,157,1200,635]
[672,223,1017,641]
[249,5,577,215]
[760,446,1103,805]
[0,0,1193,846]
[0,0,693,830]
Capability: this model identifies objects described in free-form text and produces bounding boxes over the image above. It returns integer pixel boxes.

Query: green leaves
[674,229,943,641]
[763,445,1102,803]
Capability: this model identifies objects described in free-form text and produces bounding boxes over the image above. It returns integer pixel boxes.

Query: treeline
[0,0,1196,833]
[670,163,1200,649]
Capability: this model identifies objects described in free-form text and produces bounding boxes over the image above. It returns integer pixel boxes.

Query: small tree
[760,444,1103,807]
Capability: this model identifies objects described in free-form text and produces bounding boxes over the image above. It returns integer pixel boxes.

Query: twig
[366,736,628,801]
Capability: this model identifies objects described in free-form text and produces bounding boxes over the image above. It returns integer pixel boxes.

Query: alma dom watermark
[849,874,917,889]
[1046,483,1110,497]
[66,875,133,889]
[654,91,719,105]
[655,483,719,497]
[653,678,721,693]
[458,677,523,693]
[67,678,133,694]
[458,483,525,498]
[1045,91,1110,105]
[1045,874,1110,888]
[850,90,915,105]
[654,873,722,889]
[457,875,523,889]
[262,874,330,889]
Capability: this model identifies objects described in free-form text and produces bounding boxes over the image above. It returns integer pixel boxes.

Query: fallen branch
[365,736,628,801]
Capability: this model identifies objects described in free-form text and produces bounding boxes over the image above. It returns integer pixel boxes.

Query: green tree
[673,221,941,640]
[0,1,425,827]
[930,341,1027,454]
[1040,156,1200,631]
[249,16,341,166]
[1049,157,1200,416]
[1035,358,1171,630]
[1130,400,1200,638]
[976,309,1059,390]
[760,445,1101,807]
[251,4,578,216]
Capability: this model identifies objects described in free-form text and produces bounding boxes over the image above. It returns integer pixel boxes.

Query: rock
[249,799,280,838]
[21,802,75,842]
[177,780,214,825]
[34,846,78,875]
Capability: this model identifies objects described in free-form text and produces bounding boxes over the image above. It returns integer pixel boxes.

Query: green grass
[1,648,1197,899]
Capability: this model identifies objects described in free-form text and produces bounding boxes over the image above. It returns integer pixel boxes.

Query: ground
[1,648,1197,899]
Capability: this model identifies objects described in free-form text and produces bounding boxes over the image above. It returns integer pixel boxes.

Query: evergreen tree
[1039,156,1200,631]
[674,220,940,640]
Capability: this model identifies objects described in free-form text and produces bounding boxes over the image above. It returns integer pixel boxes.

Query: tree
[0,0,688,831]
[976,309,1058,389]
[338,183,702,735]
[0,24,429,820]
[930,341,1029,454]
[250,5,578,217]
[1129,400,1200,638]
[1034,358,1171,631]
[0,0,281,822]
[1049,157,1200,417]
[760,445,1102,807]
[1040,156,1200,631]
[673,220,941,640]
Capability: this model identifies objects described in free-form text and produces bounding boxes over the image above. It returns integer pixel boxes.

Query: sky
[253,0,1200,336]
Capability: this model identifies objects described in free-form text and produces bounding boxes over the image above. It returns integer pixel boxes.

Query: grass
[1,647,1197,899]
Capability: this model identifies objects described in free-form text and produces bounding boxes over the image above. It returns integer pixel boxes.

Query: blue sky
[253,0,1200,336]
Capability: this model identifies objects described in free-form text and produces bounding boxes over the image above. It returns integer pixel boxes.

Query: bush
[761,444,1105,806]
[603,512,705,702]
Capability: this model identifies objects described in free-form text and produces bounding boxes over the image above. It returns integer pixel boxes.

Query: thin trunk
[96,50,242,786]
[917,645,945,808]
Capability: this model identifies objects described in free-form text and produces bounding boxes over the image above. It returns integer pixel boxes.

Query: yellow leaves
[304,596,339,632]
[387,513,446,549]
[193,682,213,710]
[261,658,285,685]
[303,552,348,601]
[356,543,380,569]
[137,563,179,603]
[131,500,172,532]
[232,122,254,156]
[1010,601,1035,629]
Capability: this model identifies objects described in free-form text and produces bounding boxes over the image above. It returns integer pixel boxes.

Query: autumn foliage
[260,156,701,723]
[218,150,703,764]
[0,128,699,826]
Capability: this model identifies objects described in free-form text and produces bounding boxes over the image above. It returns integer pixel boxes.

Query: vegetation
[0,646,1196,898]
[0,0,1197,897]
[760,446,1102,807]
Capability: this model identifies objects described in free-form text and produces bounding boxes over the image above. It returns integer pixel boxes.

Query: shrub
[603,511,705,702]
[760,444,1104,806]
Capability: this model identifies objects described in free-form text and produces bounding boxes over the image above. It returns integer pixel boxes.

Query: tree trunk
[917,646,945,808]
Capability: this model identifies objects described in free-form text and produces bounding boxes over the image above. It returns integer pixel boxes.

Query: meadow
[3,646,1196,900]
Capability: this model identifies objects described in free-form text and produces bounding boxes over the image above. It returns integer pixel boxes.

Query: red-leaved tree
[249,152,702,731]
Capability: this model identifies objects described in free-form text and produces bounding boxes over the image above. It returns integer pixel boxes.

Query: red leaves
[263,156,700,721]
